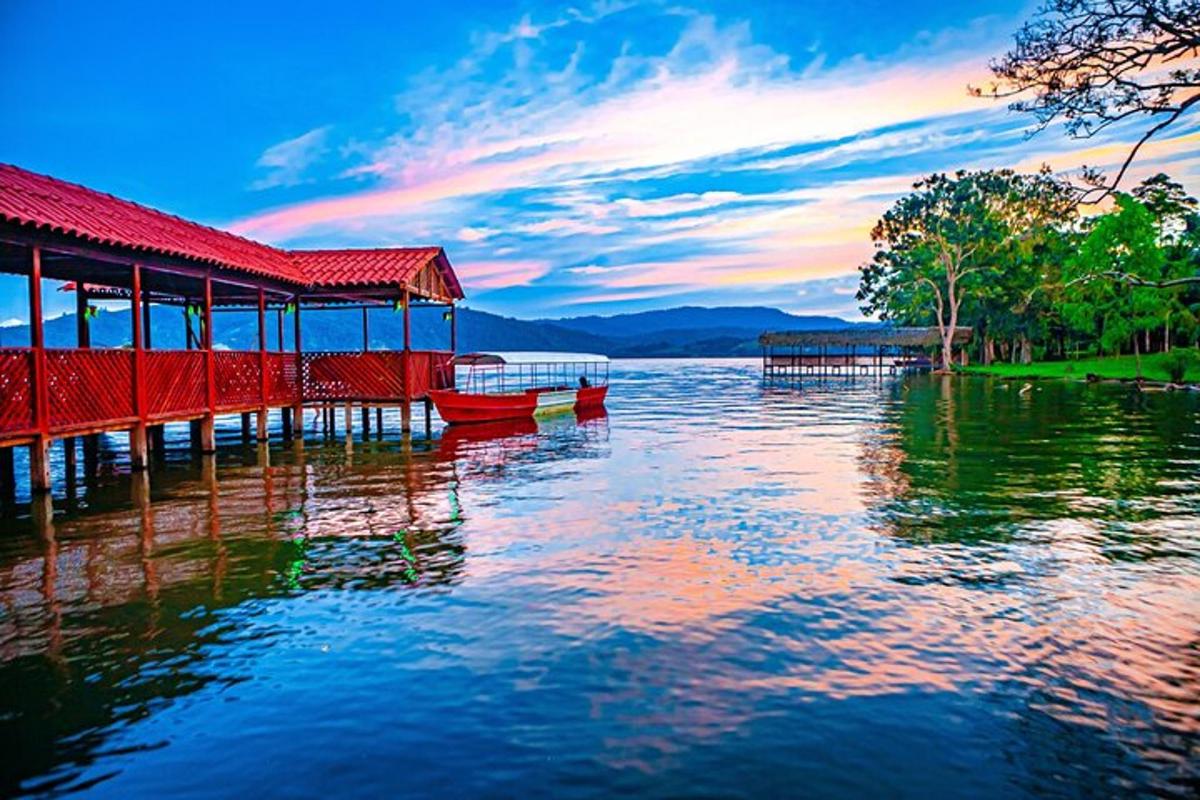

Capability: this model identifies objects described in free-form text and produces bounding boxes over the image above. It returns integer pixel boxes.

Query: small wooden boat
[429,351,609,425]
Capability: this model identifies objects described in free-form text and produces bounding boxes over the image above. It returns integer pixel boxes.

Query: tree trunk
[983,336,994,366]
[1165,317,1171,353]
[1133,333,1143,380]
[1019,335,1032,365]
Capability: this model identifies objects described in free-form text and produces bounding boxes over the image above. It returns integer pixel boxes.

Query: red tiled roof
[290,247,463,298]
[0,163,464,300]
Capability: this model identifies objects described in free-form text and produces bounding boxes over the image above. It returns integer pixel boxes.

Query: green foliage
[1063,195,1165,356]
[1162,349,1199,383]
[858,168,1078,369]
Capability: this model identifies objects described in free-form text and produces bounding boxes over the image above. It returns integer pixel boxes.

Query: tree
[978,0,1200,197]
[858,169,1076,369]
[1132,173,1200,347]
[1063,195,1166,376]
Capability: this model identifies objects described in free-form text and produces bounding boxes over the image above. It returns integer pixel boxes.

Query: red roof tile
[0,163,464,300]
[290,247,463,298]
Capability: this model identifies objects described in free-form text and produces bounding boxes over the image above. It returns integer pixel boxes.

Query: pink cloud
[455,259,552,289]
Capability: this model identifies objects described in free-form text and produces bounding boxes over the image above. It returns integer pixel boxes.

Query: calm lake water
[1,359,1198,798]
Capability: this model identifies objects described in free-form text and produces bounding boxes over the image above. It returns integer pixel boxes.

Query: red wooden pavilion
[0,163,464,494]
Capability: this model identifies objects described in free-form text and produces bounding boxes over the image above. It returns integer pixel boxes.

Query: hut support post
[257,289,269,442]
[75,285,101,475]
[199,272,216,454]
[360,304,370,440]
[401,288,412,433]
[28,247,51,493]
[291,297,303,448]
[129,263,150,470]
[0,447,14,502]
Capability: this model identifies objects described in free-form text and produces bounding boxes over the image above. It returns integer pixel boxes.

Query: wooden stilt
[401,401,412,433]
[30,438,51,494]
[151,425,166,458]
[376,407,383,439]
[0,446,16,502]
[64,438,77,483]
[362,406,371,440]
[241,412,252,442]
[257,409,269,442]
[424,397,432,437]
[130,425,149,470]
[282,407,294,440]
[83,435,99,478]
[200,416,216,453]
[344,402,353,447]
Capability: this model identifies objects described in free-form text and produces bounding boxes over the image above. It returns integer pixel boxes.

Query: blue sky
[2,0,1198,322]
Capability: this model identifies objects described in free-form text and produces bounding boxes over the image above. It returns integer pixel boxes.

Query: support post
[292,296,303,448]
[424,397,432,438]
[241,412,252,442]
[376,407,383,439]
[200,272,216,453]
[344,402,353,448]
[362,406,370,440]
[257,288,269,442]
[29,247,51,493]
[282,407,293,440]
[401,289,412,433]
[0,447,15,504]
[130,262,149,470]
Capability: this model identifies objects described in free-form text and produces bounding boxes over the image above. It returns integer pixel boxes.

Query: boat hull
[430,384,609,425]
[575,385,608,410]
[428,389,538,425]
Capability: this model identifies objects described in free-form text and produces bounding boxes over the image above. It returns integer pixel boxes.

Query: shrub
[1162,349,1200,383]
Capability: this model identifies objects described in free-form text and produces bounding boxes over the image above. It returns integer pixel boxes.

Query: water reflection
[0,365,1197,799]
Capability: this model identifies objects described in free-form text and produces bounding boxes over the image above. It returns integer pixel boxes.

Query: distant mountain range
[0,304,862,357]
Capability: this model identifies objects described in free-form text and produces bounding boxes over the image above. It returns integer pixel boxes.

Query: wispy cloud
[225,5,1200,317]
[249,125,331,190]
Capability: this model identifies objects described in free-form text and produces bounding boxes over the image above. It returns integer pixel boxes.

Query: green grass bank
[962,351,1200,384]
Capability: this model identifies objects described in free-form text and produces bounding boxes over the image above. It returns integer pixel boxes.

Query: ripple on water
[0,361,1198,799]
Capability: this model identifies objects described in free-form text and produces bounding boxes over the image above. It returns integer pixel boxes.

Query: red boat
[429,352,610,425]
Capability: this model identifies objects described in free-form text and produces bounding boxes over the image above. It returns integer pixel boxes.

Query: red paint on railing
[0,349,34,436]
[214,351,264,411]
[145,351,207,419]
[45,349,134,429]
[0,348,452,443]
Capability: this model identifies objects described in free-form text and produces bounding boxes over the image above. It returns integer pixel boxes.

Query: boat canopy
[454,351,610,366]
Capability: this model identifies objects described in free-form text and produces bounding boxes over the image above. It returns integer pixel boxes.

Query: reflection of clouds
[2,362,1198,792]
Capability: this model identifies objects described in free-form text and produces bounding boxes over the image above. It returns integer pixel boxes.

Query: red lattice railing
[46,349,135,431]
[301,351,406,402]
[0,347,451,442]
[145,351,207,419]
[214,351,263,411]
[266,352,299,405]
[0,349,34,437]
